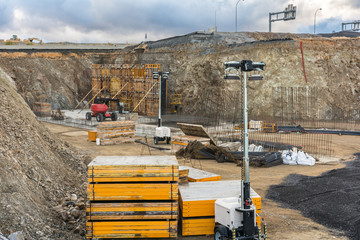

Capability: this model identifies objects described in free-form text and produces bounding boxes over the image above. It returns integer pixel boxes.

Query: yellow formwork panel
[179,181,262,219]
[87,156,179,183]
[86,220,177,239]
[181,218,215,236]
[87,202,178,221]
[87,183,178,201]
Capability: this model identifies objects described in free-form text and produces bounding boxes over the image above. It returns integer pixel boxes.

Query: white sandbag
[282,150,298,165]
[297,151,315,166]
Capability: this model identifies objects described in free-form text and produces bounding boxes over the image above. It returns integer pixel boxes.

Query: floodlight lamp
[224,61,241,69]
[153,74,159,79]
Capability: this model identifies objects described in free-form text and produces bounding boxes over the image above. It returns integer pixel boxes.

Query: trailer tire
[214,225,228,240]
[154,137,158,145]
[96,113,104,122]
[86,112,92,121]
[166,137,171,144]
[111,112,118,121]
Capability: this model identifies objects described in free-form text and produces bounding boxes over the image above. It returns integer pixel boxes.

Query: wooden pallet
[88,156,179,182]
[87,202,178,221]
[179,166,221,182]
[86,220,177,239]
[97,121,135,145]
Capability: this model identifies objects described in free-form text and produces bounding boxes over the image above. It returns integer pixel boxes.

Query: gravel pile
[267,153,360,240]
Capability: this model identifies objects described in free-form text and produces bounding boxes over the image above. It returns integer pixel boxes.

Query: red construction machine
[85,98,123,122]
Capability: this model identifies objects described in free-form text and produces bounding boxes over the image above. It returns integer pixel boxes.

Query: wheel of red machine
[111,112,118,121]
[96,113,104,122]
[86,112,92,121]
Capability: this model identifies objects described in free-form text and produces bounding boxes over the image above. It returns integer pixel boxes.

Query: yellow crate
[88,131,97,142]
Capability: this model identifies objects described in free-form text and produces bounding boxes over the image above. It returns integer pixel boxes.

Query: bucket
[96,138,100,146]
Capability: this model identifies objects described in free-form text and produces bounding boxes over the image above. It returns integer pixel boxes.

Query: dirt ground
[43,122,360,240]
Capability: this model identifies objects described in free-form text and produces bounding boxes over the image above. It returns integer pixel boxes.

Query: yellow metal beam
[111,82,129,99]
[80,86,105,112]
[74,83,99,110]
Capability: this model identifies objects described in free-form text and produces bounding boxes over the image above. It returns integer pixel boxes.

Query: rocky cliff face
[120,33,360,121]
[0,68,88,239]
[0,51,119,110]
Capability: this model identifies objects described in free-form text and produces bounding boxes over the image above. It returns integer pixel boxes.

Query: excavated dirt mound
[0,68,88,239]
[267,153,360,240]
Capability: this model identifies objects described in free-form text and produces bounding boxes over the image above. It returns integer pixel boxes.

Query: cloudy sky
[0,0,359,43]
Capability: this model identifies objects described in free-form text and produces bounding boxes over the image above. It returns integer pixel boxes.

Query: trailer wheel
[111,112,118,121]
[214,225,228,240]
[86,112,92,121]
[166,137,171,144]
[154,137,158,145]
[96,113,104,122]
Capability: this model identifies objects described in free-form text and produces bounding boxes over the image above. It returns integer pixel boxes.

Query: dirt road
[43,122,359,240]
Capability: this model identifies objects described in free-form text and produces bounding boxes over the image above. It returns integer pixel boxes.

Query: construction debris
[176,141,282,167]
[96,121,135,145]
[86,156,179,239]
[51,108,65,120]
[177,123,216,145]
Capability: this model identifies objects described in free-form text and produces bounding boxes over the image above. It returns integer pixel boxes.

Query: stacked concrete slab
[86,156,179,239]
[179,180,261,236]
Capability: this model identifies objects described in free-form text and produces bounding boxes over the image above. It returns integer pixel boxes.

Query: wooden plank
[179,168,189,184]
[87,183,178,201]
[86,220,177,239]
[87,202,178,221]
[172,135,210,146]
[177,123,216,145]
[181,218,215,236]
[179,166,221,182]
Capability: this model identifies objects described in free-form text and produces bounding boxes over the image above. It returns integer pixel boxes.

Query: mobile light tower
[269,4,296,32]
[214,60,267,240]
[152,71,171,145]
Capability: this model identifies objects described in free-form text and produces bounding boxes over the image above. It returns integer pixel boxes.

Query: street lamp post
[314,8,322,34]
[235,0,244,32]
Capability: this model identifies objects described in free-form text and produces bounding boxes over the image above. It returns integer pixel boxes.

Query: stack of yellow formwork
[86,156,179,239]
[179,180,261,236]
[96,121,135,145]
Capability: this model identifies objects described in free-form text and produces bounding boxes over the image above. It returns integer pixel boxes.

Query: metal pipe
[269,13,272,32]
[158,75,162,127]
[243,71,249,183]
